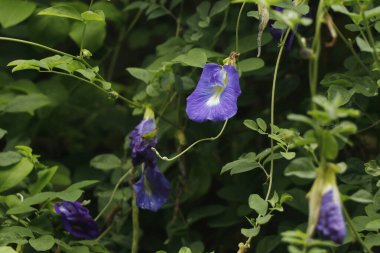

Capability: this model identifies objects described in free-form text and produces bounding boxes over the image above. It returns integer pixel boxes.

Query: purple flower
[316,188,346,244]
[55,201,99,239]
[129,118,157,166]
[133,164,170,211]
[269,7,297,50]
[186,63,240,122]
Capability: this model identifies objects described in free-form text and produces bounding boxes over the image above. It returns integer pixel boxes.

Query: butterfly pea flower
[55,201,99,239]
[316,187,346,244]
[133,163,170,211]
[186,62,240,122]
[307,164,346,244]
[129,118,158,166]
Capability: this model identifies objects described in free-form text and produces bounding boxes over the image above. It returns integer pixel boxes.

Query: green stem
[342,205,373,253]
[79,0,94,57]
[309,0,325,109]
[131,183,139,253]
[39,70,140,107]
[235,1,247,52]
[95,222,114,242]
[212,7,230,48]
[0,37,75,57]
[10,214,29,227]
[80,24,88,57]
[332,23,372,75]
[107,9,143,80]
[151,120,228,161]
[265,29,290,201]
[175,1,184,37]
[361,8,380,68]
[94,168,131,221]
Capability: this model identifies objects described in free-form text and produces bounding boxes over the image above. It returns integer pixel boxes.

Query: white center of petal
[206,68,228,107]
[206,85,224,106]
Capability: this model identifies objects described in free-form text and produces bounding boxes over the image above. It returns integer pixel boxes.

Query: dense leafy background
[1,0,380,253]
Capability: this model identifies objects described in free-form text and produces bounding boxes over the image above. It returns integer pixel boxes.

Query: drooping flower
[186,63,240,122]
[129,118,157,166]
[55,201,99,239]
[316,187,346,244]
[133,164,170,212]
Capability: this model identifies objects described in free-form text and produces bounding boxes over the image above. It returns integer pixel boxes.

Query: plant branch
[342,205,373,253]
[265,28,291,201]
[332,23,372,75]
[152,120,228,161]
[94,168,132,221]
[235,1,247,52]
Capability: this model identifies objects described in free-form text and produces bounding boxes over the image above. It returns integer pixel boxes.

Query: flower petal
[133,165,170,212]
[316,188,346,244]
[129,118,158,166]
[55,201,99,239]
[186,63,240,122]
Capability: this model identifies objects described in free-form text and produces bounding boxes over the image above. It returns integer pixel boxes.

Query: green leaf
[187,205,225,223]
[0,0,36,28]
[257,214,272,225]
[29,235,55,251]
[7,205,37,215]
[241,226,260,237]
[38,5,82,21]
[64,180,99,192]
[244,119,258,131]
[209,0,229,17]
[0,151,22,167]
[248,194,268,215]
[321,131,338,161]
[364,234,380,249]
[90,154,122,171]
[365,219,380,231]
[3,94,51,115]
[178,247,192,253]
[75,69,96,81]
[287,114,314,126]
[0,158,34,193]
[100,81,112,90]
[350,189,373,203]
[0,246,17,253]
[0,128,7,139]
[285,157,316,179]
[81,10,105,22]
[56,189,83,201]
[69,21,106,52]
[365,160,380,177]
[364,6,380,19]
[280,193,293,204]
[126,68,154,84]
[239,58,265,72]
[256,118,267,132]
[7,59,49,72]
[327,85,354,106]
[280,152,296,160]
[28,166,58,195]
[220,153,258,174]
[352,216,372,232]
[173,48,207,68]
[92,1,122,24]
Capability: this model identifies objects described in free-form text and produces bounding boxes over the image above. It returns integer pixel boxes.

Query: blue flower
[316,188,346,244]
[186,63,240,122]
[133,164,170,211]
[129,118,157,166]
[55,201,99,239]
